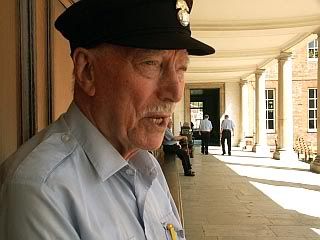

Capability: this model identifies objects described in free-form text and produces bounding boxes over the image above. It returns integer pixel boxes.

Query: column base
[252,144,271,157]
[310,155,320,174]
[273,149,298,160]
[239,139,246,149]
[239,137,254,151]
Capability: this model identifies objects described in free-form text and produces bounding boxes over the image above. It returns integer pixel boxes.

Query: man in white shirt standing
[199,114,213,155]
[220,115,235,156]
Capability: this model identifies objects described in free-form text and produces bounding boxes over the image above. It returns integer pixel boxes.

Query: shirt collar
[129,151,158,180]
[62,102,128,181]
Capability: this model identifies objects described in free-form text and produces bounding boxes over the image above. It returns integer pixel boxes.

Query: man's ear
[72,48,95,96]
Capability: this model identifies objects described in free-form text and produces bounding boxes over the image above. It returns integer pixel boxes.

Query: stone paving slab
[179,147,320,240]
[203,224,276,237]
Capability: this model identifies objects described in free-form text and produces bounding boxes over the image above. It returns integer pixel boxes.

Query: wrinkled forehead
[90,45,190,67]
[130,48,190,62]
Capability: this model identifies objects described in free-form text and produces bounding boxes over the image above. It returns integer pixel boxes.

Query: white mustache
[144,103,176,115]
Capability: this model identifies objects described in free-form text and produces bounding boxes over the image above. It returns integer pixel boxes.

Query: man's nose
[157,67,184,103]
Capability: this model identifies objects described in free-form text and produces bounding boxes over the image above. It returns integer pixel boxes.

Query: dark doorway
[190,88,220,146]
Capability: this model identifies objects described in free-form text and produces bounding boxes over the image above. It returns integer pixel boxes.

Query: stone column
[273,52,297,160]
[311,34,320,173]
[239,79,249,149]
[252,69,270,155]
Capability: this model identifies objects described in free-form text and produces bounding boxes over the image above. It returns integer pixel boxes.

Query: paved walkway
[179,146,320,240]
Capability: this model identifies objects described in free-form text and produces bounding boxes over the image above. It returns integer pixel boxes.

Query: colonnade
[239,33,320,173]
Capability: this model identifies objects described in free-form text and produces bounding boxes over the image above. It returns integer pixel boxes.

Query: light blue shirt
[163,128,178,146]
[221,118,235,131]
[0,103,185,240]
[199,119,212,132]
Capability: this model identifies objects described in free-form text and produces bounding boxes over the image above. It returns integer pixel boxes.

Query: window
[308,39,318,60]
[190,101,203,129]
[308,88,317,132]
[265,89,275,132]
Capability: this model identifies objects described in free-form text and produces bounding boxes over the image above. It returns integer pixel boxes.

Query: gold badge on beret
[176,0,190,27]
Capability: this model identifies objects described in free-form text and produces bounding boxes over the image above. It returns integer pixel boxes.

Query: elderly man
[0,0,214,239]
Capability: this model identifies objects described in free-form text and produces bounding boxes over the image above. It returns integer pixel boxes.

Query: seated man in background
[180,122,194,158]
[163,119,195,176]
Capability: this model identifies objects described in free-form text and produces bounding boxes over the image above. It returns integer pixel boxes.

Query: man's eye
[136,60,162,79]
[143,60,159,66]
[180,66,188,72]
[177,65,188,73]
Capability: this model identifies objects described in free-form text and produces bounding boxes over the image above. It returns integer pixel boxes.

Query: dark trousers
[163,144,192,174]
[221,129,232,154]
[201,131,210,154]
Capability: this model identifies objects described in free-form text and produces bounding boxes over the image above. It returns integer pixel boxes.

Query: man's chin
[136,136,164,151]
[141,141,163,151]
[129,128,165,151]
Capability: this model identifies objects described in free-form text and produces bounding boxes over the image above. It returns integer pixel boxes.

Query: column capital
[255,69,265,77]
[277,52,292,61]
[240,79,248,86]
[313,28,320,36]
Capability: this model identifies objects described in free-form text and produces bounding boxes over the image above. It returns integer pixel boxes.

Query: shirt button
[125,169,134,176]
[61,133,71,143]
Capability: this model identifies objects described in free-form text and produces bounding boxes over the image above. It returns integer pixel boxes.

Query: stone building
[264,35,317,147]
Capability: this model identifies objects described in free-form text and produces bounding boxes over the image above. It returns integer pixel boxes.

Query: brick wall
[264,41,318,147]
[293,80,317,145]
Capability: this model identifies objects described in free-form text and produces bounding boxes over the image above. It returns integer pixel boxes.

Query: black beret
[54,0,215,56]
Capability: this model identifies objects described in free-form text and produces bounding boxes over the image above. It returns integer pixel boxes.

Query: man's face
[90,45,189,157]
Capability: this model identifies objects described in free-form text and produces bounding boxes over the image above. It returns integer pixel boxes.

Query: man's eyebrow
[135,49,164,55]
[186,56,190,64]
[134,49,189,56]
[180,53,190,66]
[132,49,190,64]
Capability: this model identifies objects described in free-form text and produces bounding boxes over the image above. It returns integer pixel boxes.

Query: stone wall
[265,40,318,148]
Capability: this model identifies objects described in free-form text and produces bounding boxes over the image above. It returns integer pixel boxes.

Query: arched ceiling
[187,0,320,83]
[61,0,320,84]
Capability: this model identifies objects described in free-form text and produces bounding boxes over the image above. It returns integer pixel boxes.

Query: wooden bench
[151,147,184,225]
[242,136,254,151]
[294,137,315,163]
